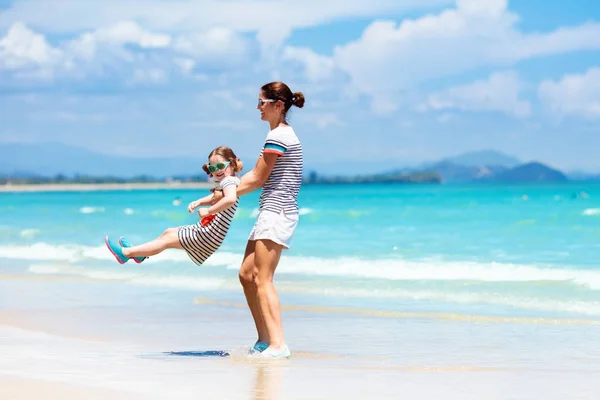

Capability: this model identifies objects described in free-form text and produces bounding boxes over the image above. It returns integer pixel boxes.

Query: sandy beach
[0,182,213,192]
[2,270,600,400]
[0,376,134,400]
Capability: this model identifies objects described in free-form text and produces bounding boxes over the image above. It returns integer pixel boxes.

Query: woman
[213,81,304,358]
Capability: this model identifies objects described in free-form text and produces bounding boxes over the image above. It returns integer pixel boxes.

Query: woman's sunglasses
[258,99,277,107]
[207,161,231,173]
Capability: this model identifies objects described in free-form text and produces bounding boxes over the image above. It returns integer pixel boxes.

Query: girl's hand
[198,208,210,218]
[187,200,199,213]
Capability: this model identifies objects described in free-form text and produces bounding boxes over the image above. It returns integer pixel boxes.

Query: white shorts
[248,209,299,250]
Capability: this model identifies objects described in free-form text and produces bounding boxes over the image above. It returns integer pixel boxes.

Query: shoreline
[0,182,213,193]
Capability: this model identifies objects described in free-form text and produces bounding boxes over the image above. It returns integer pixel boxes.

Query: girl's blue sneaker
[118,237,147,263]
[105,236,128,264]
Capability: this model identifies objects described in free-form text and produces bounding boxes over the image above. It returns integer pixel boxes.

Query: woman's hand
[198,208,210,218]
[210,190,224,205]
[187,200,199,213]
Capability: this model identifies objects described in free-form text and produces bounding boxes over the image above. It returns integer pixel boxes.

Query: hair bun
[292,91,305,108]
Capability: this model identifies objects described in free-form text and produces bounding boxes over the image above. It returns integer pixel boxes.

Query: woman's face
[257,91,281,122]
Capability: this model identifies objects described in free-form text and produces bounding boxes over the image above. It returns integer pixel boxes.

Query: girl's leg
[239,240,269,343]
[122,228,183,258]
[253,239,285,349]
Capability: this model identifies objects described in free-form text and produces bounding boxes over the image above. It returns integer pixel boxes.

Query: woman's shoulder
[266,125,299,144]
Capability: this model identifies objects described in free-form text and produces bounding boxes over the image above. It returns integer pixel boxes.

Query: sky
[1,0,600,173]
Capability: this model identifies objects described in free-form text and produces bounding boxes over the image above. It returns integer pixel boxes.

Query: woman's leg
[239,240,269,343]
[253,239,285,349]
[122,228,183,258]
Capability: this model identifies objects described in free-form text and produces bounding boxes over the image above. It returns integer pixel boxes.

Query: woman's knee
[238,268,254,286]
[253,272,273,289]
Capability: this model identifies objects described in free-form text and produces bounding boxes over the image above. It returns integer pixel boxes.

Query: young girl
[104,146,243,266]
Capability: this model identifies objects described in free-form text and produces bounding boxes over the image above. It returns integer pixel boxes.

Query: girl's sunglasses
[207,161,231,173]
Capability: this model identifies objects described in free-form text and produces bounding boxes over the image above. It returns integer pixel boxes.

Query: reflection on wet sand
[252,362,284,400]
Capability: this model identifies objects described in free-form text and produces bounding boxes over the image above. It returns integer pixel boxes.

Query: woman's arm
[237,153,279,196]
[211,153,278,203]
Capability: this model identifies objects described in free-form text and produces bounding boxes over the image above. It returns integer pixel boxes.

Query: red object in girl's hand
[201,215,215,227]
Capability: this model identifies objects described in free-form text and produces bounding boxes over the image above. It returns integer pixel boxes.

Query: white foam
[279,284,600,316]
[27,263,233,291]
[258,255,600,290]
[582,208,600,216]
[0,242,239,264]
[79,206,105,214]
[19,228,40,238]
[4,242,600,290]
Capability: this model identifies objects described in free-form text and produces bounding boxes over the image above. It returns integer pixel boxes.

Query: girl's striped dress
[177,176,240,265]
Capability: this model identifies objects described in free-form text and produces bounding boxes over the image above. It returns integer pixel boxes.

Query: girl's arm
[205,184,238,215]
[196,193,216,206]
[188,192,216,213]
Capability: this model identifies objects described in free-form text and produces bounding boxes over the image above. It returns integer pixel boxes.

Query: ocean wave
[0,242,240,265]
[23,262,600,316]
[79,206,105,214]
[267,256,600,290]
[4,242,600,290]
[275,286,600,317]
[19,229,41,238]
[582,208,600,216]
[28,263,231,291]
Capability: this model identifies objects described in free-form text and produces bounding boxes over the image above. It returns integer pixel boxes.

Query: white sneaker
[252,345,291,359]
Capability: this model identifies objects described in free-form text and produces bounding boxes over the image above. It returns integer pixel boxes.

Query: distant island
[0,174,209,186]
[1,145,597,188]
[480,162,568,183]
[303,171,442,185]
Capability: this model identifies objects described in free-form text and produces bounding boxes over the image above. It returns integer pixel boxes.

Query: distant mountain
[481,162,568,183]
[567,170,600,181]
[424,161,509,183]
[441,150,520,168]
[0,142,207,179]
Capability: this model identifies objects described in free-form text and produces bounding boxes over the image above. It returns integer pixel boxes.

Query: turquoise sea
[1,182,600,318]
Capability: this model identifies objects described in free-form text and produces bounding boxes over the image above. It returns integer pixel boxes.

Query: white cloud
[538,67,600,119]
[309,113,344,130]
[422,70,531,118]
[288,0,600,112]
[0,0,452,50]
[283,46,335,81]
[64,21,171,66]
[0,22,62,72]
[92,20,171,48]
[0,20,252,81]
[129,68,168,85]
[213,91,244,110]
[173,28,252,67]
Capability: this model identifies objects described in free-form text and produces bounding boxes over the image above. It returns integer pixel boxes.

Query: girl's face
[207,154,234,181]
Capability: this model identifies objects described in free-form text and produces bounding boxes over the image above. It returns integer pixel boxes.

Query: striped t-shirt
[178,176,240,265]
[259,125,303,213]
